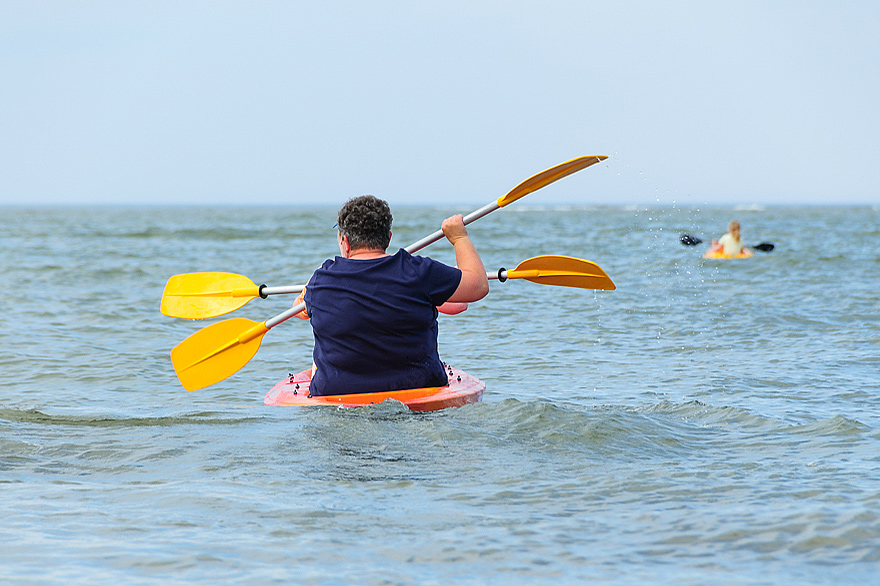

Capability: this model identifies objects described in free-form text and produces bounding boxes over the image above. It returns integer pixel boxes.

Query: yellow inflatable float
[702,247,754,259]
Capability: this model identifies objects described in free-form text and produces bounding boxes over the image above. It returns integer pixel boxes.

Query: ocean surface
[1,203,878,585]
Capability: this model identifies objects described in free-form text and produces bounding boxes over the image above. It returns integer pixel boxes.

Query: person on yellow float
[705,220,753,258]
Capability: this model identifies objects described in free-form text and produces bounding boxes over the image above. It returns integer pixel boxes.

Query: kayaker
[708,220,750,256]
[294,195,489,396]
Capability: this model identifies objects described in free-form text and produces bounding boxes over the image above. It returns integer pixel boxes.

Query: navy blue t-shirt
[303,249,462,396]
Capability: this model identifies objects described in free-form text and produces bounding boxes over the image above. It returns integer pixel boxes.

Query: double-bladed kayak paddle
[171,156,608,390]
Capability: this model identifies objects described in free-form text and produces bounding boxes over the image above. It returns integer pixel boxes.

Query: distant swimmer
[705,221,753,258]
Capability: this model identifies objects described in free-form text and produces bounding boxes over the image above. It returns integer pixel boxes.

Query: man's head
[337,195,393,251]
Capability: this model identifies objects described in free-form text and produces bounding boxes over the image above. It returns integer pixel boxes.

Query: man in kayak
[708,220,752,257]
[295,195,489,396]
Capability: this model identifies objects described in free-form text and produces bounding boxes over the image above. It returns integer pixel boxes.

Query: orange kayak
[264,365,485,411]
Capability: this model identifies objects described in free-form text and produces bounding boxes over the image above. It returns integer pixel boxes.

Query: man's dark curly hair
[337,195,393,251]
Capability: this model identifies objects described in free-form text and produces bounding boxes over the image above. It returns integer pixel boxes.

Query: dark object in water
[680,233,702,246]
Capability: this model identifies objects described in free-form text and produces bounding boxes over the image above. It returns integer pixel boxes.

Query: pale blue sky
[1,1,878,206]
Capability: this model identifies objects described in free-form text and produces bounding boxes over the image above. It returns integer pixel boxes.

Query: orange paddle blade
[506,255,615,290]
[496,156,607,207]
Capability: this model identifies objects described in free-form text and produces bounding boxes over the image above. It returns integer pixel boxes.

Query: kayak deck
[264,365,485,411]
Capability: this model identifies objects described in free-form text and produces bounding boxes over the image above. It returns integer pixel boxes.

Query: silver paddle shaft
[404,201,500,254]
[260,285,304,297]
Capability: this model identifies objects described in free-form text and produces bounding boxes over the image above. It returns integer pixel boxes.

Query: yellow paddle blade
[161,272,261,319]
[497,155,607,207]
[171,318,269,391]
[507,255,615,290]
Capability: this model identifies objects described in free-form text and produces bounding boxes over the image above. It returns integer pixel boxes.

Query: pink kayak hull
[264,365,485,412]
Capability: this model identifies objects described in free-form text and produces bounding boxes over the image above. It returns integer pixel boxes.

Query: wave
[0,408,258,428]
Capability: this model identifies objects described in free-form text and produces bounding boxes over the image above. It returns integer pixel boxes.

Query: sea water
[1,204,878,585]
